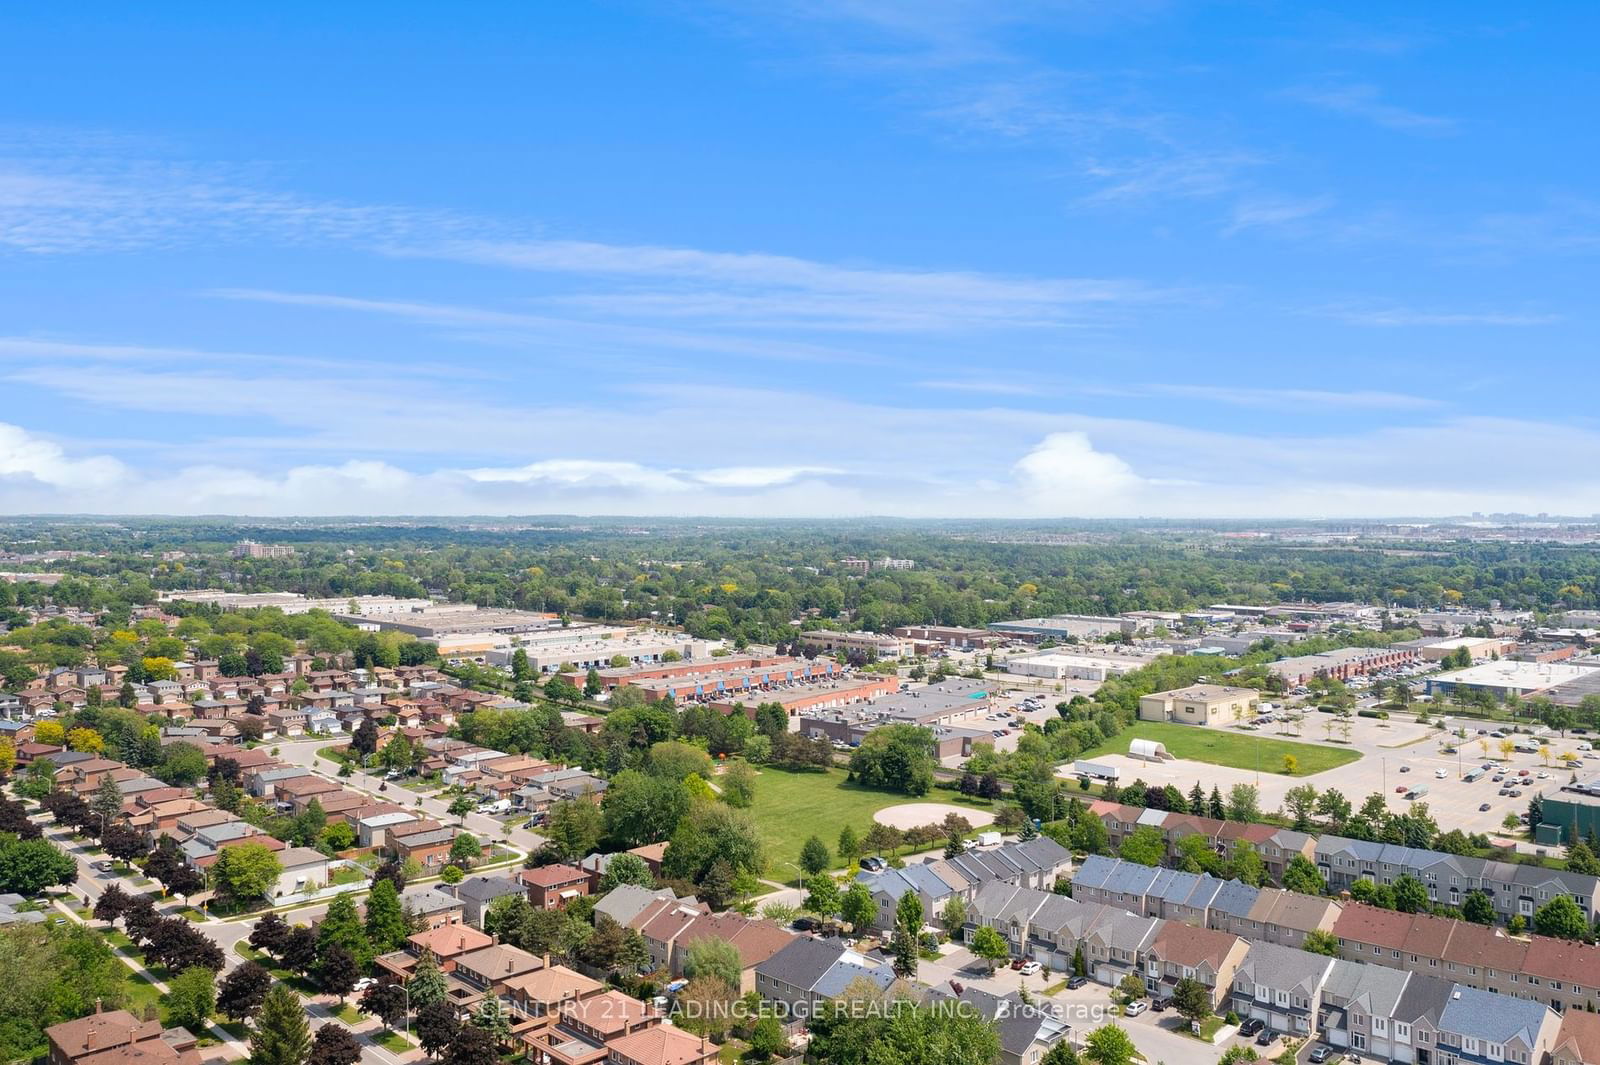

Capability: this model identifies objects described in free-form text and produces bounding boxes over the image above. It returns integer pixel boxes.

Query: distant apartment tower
[875,557,915,570]
[231,540,295,559]
[838,558,871,574]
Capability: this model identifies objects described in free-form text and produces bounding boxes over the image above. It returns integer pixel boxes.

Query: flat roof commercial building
[988,614,1143,641]
[1004,649,1163,681]
[1138,684,1258,726]
[1425,660,1600,699]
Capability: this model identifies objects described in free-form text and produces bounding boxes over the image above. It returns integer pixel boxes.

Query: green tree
[448,833,481,870]
[1392,874,1429,914]
[968,925,1010,972]
[209,841,282,903]
[366,869,409,946]
[1302,929,1340,957]
[249,984,313,1065]
[941,895,968,933]
[408,948,449,1010]
[683,937,742,991]
[748,1015,787,1061]
[848,724,935,796]
[1281,854,1325,896]
[597,853,654,893]
[805,874,841,917]
[837,825,860,860]
[1171,977,1212,1025]
[1117,825,1165,867]
[800,835,832,877]
[0,837,77,894]
[840,881,876,931]
[1462,890,1496,925]
[470,995,513,1048]
[91,773,124,827]
[318,894,373,968]
[544,799,604,862]
[1534,895,1589,941]
[164,966,216,1031]
[1084,1025,1137,1065]
[893,890,923,979]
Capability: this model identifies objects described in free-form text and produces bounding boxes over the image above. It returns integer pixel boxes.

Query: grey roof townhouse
[855,860,962,930]
[1076,906,1161,987]
[1318,959,1416,1061]
[1231,940,1336,1039]
[1315,834,1600,923]
[450,873,527,927]
[753,936,894,1020]
[1214,885,1342,948]
[1387,970,1455,1065]
[1071,855,1226,922]
[1437,986,1559,1065]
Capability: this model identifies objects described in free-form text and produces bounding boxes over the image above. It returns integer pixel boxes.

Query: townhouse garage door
[1094,963,1118,985]
[1031,945,1071,971]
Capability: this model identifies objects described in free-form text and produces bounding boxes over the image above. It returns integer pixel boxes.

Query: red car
[1395,785,1409,793]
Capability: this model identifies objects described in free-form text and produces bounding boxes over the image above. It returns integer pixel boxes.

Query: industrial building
[1425,660,1600,700]
[1137,684,1259,726]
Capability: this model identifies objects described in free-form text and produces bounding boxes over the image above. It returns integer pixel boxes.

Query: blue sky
[1,2,1597,518]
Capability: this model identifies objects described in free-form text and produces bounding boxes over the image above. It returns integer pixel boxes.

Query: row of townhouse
[1088,801,1318,882]
[1333,902,1600,1015]
[1084,801,1600,930]
[852,836,1073,930]
[1072,856,1342,949]
[963,876,1574,1065]
[1315,835,1600,925]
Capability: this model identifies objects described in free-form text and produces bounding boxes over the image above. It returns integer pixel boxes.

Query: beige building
[1137,684,1258,726]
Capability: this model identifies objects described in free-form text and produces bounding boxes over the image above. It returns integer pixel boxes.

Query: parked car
[1310,1045,1334,1063]
[1151,996,1171,1012]
[1480,803,1493,811]
[860,857,887,872]
[1255,1029,1278,1047]
[353,977,377,992]
[1396,785,1410,793]
[1066,976,1088,990]
[1124,1001,1148,1017]
[1010,958,1026,971]
[1239,1019,1266,1037]
[1399,765,1411,773]
[1435,768,1448,778]
[1020,961,1042,976]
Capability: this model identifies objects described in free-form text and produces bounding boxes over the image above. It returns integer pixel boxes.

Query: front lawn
[1081,721,1362,776]
[746,766,992,877]
[370,1030,412,1052]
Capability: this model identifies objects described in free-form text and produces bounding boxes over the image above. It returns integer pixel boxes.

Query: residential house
[1143,921,1249,1007]
[520,864,592,910]
[603,1026,717,1065]
[375,923,495,982]
[1231,941,1336,1039]
[398,884,464,928]
[1552,1010,1600,1065]
[753,936,895,1021]
[451,873,527,928]
[503,964,604,1037]
[930,984,1072,1065]
[1216,886,1341,949]
[45,1010,200,1065]
[389,824,464,872]
[523,990,656,1065]
[1436,986,1558,1065]
[272,847,331,898]
[668,913,794,994]
[1318,959,1417,1060]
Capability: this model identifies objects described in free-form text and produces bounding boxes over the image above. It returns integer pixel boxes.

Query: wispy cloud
[1314,304,1562,327]
[1285,82,1456,134]
[1149,383,1441,411]
[1224,196,1336,235]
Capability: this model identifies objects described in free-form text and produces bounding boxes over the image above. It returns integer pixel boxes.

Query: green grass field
[1081,721,1361,776]
[746,766,992,878]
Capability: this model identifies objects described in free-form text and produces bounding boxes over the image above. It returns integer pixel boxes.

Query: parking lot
[1044,708,1575,842]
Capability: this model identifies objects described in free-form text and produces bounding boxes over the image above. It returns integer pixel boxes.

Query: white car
[353,977,377,992]
[1019,961,1042,976]
[1434,768,1448,778]
[1124,1000,1149,1016]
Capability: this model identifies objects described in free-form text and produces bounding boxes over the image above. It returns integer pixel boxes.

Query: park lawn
[746,766,992,878]
[1081,721,1361,776]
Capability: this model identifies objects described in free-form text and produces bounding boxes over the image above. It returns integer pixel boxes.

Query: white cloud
[1286,83,1456,134]
[0,422,128,490]
[1012,431,1144,511]
[1315,304,1562,327]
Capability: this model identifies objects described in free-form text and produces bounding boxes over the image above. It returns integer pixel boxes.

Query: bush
[1357,709,1389,719]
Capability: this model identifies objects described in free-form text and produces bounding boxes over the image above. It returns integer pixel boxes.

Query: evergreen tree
[364,877,407,952]
[892,891,923,979]
[1188,781,1206,816]
[408,948,449,1010]
[470,996,513,1048]
[91,774,124,827]
[1208,786,1225,820]
[837,825,859,860]
[249,984,312,1065]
